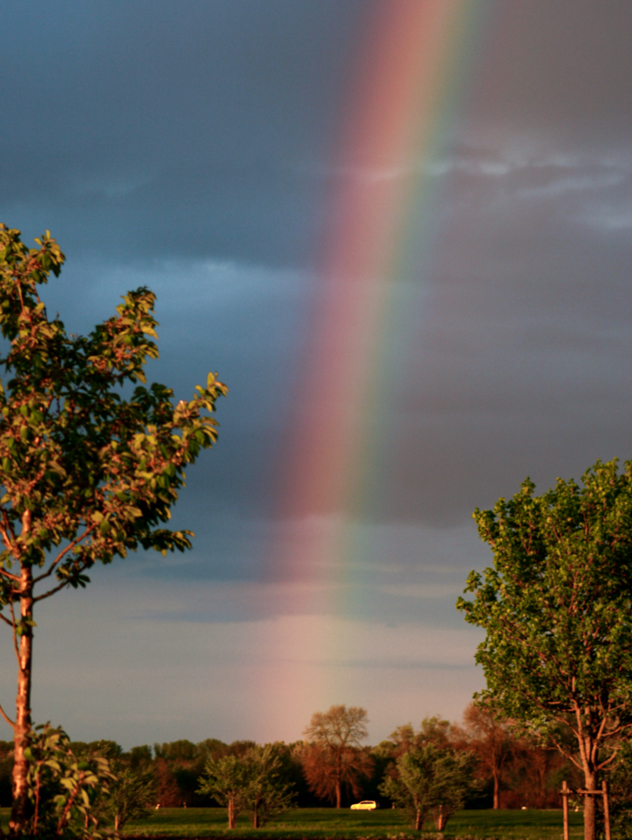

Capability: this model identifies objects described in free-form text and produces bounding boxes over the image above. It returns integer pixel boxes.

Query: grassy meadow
[117,806,583,839]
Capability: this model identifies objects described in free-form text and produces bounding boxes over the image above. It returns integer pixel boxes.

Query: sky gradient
[1,0,631,749]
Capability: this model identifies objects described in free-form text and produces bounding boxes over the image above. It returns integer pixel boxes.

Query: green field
[117,807,584,839]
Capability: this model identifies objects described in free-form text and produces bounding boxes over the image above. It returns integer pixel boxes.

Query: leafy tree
[502,735,574,810]
[154,740,199,763]
[96,764,156,834]
[379,743,477,831]
[24,724,114,838]
[0,224,227,835]
[379,716,457,759]
[244,745,295,828]
[302,705,373,808]
[460,701,516,809]
[197,745,295,830]
[457,460,632,840]
[129,745,153,771]
[197,753,251,828]
[154,758,181,808]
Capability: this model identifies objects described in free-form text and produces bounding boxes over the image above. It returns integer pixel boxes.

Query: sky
[0,0,631,749]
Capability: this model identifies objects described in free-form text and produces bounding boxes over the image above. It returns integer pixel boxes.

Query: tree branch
[0,701,15,729]
[33,578,71,603]
[32,524,96,585]
[0,566,19,583]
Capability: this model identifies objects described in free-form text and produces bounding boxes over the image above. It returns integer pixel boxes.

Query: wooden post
[562,780,569,840]
[602,780,610,840]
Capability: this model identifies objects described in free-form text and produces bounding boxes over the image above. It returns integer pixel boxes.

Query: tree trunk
[584,770,597,840]
[435,805,447,831]
[415,808,422,831]
[493,767,500,809]
[228,795,237,829]
[335,779,341,808]
[9,564,34,837]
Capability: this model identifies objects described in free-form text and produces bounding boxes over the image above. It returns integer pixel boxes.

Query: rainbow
[262,0,487,718]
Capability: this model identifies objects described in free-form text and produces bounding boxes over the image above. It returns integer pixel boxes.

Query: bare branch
[0,701,15,729]
[33,579,71,603]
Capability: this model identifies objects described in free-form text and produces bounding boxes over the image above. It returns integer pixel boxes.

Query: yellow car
[350,801,379,810]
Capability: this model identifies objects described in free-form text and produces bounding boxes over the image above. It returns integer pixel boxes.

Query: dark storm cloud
[472,0,632,144]
[378,150,632,525]
[2,0,631,746]
[1,0,631,562]
[2,0,369,264]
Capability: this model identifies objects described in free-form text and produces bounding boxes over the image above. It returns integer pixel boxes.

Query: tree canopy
[379,743,477,831]
[457,459,632,840]
[197,745,294,829]
[302,705,373,808]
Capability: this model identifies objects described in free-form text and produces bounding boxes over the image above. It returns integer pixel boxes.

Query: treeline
[0,702,583,812]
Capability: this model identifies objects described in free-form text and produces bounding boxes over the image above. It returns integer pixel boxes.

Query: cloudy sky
[1,0,631,749]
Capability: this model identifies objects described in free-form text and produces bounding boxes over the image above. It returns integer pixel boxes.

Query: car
[350,800,379,810]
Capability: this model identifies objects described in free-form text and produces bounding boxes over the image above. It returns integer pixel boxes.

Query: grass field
[118,807,584,839]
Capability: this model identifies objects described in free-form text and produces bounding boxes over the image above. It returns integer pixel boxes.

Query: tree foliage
[0,223,226,835]
[379,743,477,831]
[197,745,295,829]
[242,745,295,828]
[461,701,516,809]
[457,459,632,840]
[94,764,156,834]
[377,716,457,758]
[24,724,115,838]
[302,705,373,808]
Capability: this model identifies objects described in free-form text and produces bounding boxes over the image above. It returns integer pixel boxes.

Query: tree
[461,701,515,809]
[197,745,295,830]
[243,745,295,828]
[302,705,373,808]
[97,764,156,835]
[457,459,632,840]
[383,716,457,758]
[379,744,477,831]
[23,724,115,838]
[197,754,249,828]
[0,224,227,835]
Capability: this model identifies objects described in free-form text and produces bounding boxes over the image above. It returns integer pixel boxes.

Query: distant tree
[302,705,373,808]
[502,736,573,809]
[98,764,156,834]
[129,745,153,771]
[155,758,181,808]
[461,702,515,809]
[197,753,251,828]
[382,716,457,758]
[154,740,199,763]
[457,460,632,840]
[228,740,258,758]
[0,224,226,835]
[244,744,295,828]
[379,744,477,831]
[197,745,295,829]
[197,738,229,763]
